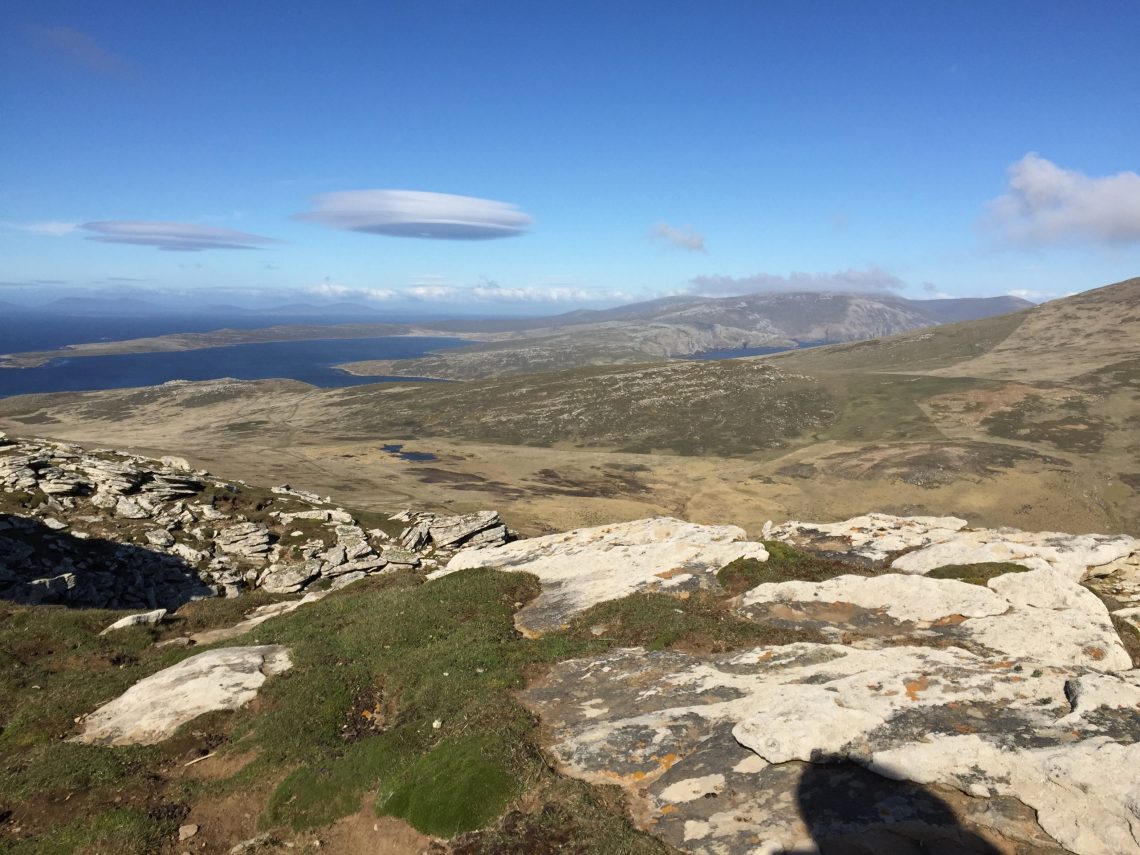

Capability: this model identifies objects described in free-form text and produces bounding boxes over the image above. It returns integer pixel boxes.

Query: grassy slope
[0,539,853,853]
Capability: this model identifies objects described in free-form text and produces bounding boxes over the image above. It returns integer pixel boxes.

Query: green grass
[925,562,1031,585]
[4,556,842,852]
[716,540,867,595]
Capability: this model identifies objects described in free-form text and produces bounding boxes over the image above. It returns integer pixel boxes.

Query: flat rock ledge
[769,512,1137,581]
[521,517,1140,855]
[432,517,768,635]
[73,645,292,746]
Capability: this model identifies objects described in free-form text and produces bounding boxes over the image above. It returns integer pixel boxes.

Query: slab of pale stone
[434,517,768,634]
[74,645,292,746]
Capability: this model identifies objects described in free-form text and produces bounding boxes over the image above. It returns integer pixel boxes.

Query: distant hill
[3,278,1137,538]
[342,290,1035,379]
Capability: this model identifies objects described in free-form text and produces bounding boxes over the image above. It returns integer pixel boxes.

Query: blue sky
[2,1,1139,314]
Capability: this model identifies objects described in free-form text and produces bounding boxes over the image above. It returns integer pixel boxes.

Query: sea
[0,314,466,398]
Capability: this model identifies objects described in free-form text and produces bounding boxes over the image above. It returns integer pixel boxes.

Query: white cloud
[82,221,278,251]
[406,284,460,300]
[651,222,706,253]
[983,153,1140,247]
[2,220,80,236]
[688,266,905,296]
[308,282,398,301]
[295,189,533,240]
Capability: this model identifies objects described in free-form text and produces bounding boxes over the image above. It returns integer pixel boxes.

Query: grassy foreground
[0,538,897,853]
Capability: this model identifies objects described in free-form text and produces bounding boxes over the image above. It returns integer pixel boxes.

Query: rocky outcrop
[434,518,768,634]
[520,517,1140,855]
[74,645,292,746]
[769,512,1137,579]
[397,509,514,554]
[0,436,476,606]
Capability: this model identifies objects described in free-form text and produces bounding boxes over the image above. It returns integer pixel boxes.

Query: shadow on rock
[0,513,214,610]
[796,759,1002,854]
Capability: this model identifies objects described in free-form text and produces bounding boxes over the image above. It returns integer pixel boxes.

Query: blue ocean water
[0,335,467,398]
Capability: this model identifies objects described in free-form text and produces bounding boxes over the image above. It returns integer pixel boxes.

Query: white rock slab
[891,528,1138,581]
[524,643,1140,854]
[772,513,1137,583]
[74,645,291,746]
[740,573,1008,623]
[769,513,968,564]
[740,568,1132,672]
[433,517,768,634]
[870,735,1140,855]
[99,608,167,635]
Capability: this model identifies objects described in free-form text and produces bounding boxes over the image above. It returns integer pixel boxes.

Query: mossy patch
[925,562,1031,585]
[562,590,820,653]
[717,540,866,595]
[377,735,519,836]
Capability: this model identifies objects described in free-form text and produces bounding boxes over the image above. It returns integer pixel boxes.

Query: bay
[0,336,467,398]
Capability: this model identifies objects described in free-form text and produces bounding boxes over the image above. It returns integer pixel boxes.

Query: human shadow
[796,759,1003,854]
[0,513,215,610]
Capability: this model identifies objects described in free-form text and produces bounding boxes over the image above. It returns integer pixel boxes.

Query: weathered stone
[100,608,167,635]
[215,522,271,558]
[426,510,502,548]
[525,643,1140,855]
[74,645,292,746]
[259,561,319,594]
[434,517,768,634]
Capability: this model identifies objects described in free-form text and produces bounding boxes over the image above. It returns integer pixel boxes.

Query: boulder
[100,608,167,635]
[73,645,292,746]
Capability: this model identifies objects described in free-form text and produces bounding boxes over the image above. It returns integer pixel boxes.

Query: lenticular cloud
[295,189,533,240]
[82,221,277,252]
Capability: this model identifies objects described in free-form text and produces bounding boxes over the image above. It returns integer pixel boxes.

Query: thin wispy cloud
[82,221,278,252]
[651,222,707,253]
[295,190,533,240]
[25,24,134,77]
[1,221,79,236]
[982,153,1140,247]
[688,266,905,296]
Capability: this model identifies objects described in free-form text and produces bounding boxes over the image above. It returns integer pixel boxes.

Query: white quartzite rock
[434,517,769,634]
[99,608,167,635]
[774,513,1137,581]
[74,645,292,746]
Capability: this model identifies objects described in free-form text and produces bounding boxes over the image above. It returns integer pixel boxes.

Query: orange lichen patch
[993,659,1016,669]
[933,614,968,627]
[659,804,677,815]
[952,723,978,734]
[654,567,691,579]
[657,753,681,771]
[904,676,930,701]
[1083,646,1107,661]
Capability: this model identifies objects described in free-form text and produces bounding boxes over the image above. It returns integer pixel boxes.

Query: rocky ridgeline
[0,432,512,610]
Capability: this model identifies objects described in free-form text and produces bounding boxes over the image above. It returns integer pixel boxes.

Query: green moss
[378,736,519,836]
[925,562,1031,585]
[717,541,864,595]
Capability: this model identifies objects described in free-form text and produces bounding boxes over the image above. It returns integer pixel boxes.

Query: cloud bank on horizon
[294,190,533,240]
[688,266,904,297]
[983,154,1140,248]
